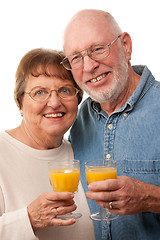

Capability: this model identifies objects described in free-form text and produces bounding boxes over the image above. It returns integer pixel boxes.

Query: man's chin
[88,92,110,103]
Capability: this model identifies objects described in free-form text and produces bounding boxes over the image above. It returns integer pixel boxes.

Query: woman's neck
[7,123,63,150]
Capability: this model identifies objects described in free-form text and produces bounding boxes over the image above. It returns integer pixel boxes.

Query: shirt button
[123,113,127,117]
[106,154,111,159]
[108,124,113,130]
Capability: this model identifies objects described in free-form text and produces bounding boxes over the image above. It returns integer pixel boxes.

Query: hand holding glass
[85,159,119,221]
[48,160,82,219]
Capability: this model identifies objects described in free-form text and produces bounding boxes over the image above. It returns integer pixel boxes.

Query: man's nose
[83,54,99,73]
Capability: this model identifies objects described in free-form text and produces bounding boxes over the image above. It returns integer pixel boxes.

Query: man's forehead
[63,20,111,55]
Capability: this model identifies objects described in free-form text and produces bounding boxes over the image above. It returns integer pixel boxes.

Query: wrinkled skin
[27,192,76,232]
[86,176,160,215]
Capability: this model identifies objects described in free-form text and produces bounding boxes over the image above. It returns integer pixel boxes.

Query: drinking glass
[48,159,82,219]
[85,159,119,221]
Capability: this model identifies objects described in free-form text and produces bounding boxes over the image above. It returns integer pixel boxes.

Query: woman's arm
[0,207,38,240]
[0,186,76,240]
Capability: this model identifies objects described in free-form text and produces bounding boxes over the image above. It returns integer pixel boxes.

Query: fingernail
[88,184,93,190]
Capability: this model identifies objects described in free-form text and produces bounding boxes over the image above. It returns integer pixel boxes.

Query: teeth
[90,73,107,83]
[44,113,63,118]
[90,78,97,83]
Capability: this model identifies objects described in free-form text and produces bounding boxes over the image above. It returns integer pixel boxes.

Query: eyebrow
[31,83,74,90]
[67,42,107,57]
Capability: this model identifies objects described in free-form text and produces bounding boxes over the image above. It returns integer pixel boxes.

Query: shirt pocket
[123,159,160,185]
[123,159,160,173]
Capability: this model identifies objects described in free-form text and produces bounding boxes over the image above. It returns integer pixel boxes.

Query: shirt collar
[90,65,155,115]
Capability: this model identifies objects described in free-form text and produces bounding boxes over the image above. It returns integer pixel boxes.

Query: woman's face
[21,73,78,142]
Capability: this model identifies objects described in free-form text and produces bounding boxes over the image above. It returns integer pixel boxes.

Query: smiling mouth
[44,113,64,118]
[89,73,108,83]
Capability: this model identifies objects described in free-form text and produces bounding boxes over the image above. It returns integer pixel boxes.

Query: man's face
[64,13,130,104]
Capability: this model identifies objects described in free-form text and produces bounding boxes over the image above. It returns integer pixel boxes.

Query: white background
[0,0,159,133]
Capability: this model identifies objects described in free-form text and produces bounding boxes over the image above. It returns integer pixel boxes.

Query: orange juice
[86,167,117,185]
[49,168,80,193]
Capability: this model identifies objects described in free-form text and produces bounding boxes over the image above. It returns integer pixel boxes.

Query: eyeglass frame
[24,86,80,103]
[61,34,122,70]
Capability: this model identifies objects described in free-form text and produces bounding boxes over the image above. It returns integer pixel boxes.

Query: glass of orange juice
[85,159,119,221]
[48,160,82,219]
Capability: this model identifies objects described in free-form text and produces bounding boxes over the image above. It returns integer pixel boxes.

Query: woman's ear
[120,32,132,61]
[20,109,23,117]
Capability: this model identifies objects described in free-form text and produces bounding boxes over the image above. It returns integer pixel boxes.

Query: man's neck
[100,69,141,116]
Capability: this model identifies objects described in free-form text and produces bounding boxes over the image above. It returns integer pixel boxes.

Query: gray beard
[81,55,129,104]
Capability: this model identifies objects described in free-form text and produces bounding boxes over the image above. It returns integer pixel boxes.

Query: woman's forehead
[28,64,72,80]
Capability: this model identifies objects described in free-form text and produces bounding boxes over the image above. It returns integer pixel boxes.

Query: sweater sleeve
[0,206,38,240]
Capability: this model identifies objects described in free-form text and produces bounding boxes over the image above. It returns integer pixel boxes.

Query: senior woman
[0,48,96,240]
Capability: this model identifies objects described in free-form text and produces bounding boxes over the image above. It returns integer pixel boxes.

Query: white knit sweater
[0,132,96,240]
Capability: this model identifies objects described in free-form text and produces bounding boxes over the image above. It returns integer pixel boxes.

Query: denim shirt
[69,66,160,240]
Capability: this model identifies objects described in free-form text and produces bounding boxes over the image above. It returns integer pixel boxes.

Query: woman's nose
[47,90,62,108]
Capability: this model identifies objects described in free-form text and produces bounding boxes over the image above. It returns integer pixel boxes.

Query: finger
[45,192,74,201]
[96,200,119,210]
[50,207,58,217]
[57,204,77,215]
[86,190,118,202]
[51,218,76,226]
[48,198,75,209]
[39,201,76,220]
[88,179,119,191]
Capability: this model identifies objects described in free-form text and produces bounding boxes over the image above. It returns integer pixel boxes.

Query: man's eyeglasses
[24,85,79,102]
[61,35,121,70]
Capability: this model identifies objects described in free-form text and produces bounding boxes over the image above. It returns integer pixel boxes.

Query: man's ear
[120,32,132,61]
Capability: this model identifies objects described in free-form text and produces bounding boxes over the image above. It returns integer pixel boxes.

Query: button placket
[104,116,118,160]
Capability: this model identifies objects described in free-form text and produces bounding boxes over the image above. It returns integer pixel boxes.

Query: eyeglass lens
[29,86,78,102]
[62,35,121,70]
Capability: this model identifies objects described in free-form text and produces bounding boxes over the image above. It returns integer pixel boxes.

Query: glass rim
[48,159,80,167]
[85,159,117,167]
